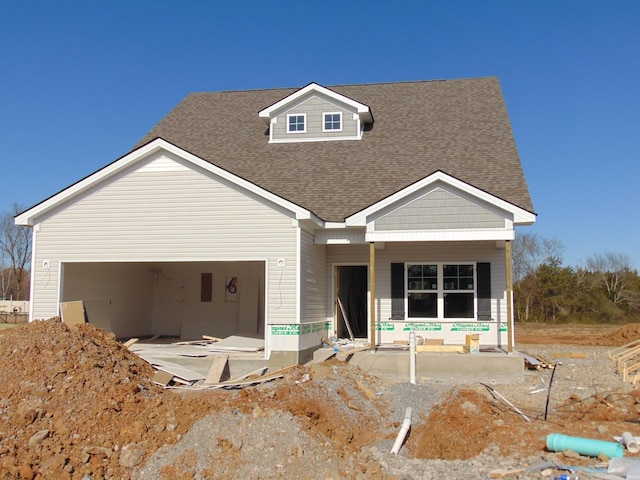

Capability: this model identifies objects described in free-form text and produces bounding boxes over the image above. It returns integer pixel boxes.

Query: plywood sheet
[208,335,264,352]
[60,301,86,326]
[137,355,205,382]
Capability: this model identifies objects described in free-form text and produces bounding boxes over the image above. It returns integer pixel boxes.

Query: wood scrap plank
[123,338,139,348]
[202,335,223,341]
[610,339,640,359]
[336,346,369,362]
[337,296,355,342]
[204,355,230,385]
[550,352,588,359]
[613,344,640,364]
[208,372,284,389]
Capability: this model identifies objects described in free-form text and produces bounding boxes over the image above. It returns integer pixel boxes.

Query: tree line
[0,204,31,302]
[513,233,640,324]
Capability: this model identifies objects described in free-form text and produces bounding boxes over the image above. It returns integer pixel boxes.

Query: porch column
[505,240,514,353]
[369,242,376,351]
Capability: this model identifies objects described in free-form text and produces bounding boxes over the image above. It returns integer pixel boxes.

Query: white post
[409,328,416,384]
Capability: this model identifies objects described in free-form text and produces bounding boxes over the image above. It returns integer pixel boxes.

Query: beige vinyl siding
[374,187,505,231]
[299,229,327,323]
[272,95,358,141]
[326,241,507,324]
[30,156,298,324]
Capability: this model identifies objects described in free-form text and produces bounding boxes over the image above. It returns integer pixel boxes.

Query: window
[323,112,342,132]
[287,114,306,133]
[407,263,476,319]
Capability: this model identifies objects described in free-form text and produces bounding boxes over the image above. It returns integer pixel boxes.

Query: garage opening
[335,265,368,339]
[60,261,265,340]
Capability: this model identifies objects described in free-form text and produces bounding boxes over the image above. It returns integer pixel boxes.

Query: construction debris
[520,350,555,370]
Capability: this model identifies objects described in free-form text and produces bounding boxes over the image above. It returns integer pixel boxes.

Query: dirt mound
[0,319,206,479]
[0,319,390,479]
[594,323,640,346]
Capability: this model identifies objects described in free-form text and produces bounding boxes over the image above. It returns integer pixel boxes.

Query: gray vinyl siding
[29,156,298,324]
[326,241,507,324]
[374,188,505,231]
[272,95,358,141]
[299,229,328,324]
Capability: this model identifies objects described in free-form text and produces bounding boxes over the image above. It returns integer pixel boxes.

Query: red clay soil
[0,320,388,479]
[515,322,640,346]
[3,319,640,478]
[408,386,640,461]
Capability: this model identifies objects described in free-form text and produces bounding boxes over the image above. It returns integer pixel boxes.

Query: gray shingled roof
[135,77,534,222]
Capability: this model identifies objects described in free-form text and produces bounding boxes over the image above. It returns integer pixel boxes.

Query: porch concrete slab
[314,348,525,384]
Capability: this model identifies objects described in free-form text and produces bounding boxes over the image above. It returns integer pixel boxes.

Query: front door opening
[336,265,368,339]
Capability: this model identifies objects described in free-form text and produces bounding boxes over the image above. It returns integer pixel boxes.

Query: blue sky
[1,1,638,268]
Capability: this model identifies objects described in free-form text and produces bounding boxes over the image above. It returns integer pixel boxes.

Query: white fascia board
[346,171,536,227]
[259,83,373,124]
[16,138,321,227]
[365,229,516,242]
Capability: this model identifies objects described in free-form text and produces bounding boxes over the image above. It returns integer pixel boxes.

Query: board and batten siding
[271,95,358,141]
[326,241,508,331]
[29,155,298,324]
[374,187,506,231]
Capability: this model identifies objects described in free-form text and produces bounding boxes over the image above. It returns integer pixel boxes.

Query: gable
[374,187,506,231]
[270,95,361,142]
[16,139,319,227]
[259,82,372,144]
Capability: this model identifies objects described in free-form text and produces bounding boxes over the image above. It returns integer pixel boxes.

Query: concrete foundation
[313,348,524,384]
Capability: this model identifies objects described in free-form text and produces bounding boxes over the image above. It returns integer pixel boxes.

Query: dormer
[259,83,373,143]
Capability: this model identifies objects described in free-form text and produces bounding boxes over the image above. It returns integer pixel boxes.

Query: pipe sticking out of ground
[390,407,412,455]
[409,330,416,385]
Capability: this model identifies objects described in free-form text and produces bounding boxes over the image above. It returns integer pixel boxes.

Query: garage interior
[61,261,265,340]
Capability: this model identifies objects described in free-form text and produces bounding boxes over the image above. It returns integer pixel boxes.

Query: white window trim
[406,262,478,321]
[287,113,306,134]
[322,111,343,132]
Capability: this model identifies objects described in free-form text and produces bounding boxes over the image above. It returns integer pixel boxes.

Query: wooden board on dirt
[60,301,86,326]
[204,355,230,384]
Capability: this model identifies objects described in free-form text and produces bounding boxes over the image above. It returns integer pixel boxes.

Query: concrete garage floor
[127,339,524,385]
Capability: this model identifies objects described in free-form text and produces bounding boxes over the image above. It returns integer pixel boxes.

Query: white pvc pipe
[622,432,640,453]
[390,407,412,455]
[409,330,416,385]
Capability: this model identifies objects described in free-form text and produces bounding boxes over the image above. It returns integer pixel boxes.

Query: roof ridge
[186,76,499,95]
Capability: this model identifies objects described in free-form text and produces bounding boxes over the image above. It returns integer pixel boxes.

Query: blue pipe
[547,433,623,458]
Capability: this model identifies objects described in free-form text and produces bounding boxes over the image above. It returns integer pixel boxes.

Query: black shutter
[391,263,405,320]
[477,262,491,321]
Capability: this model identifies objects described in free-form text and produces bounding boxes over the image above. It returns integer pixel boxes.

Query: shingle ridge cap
[182,76,500,96]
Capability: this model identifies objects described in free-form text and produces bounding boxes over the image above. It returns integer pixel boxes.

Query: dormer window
[259,83,373,143]
[287,114,306,133]
[323,112,342,132]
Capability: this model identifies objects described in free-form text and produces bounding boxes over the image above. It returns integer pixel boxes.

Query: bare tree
[0,204,32,300]
[585,252,636,307]
[512,232,563,283]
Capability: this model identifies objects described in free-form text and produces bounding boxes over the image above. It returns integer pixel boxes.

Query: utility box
[465,334,480,354]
